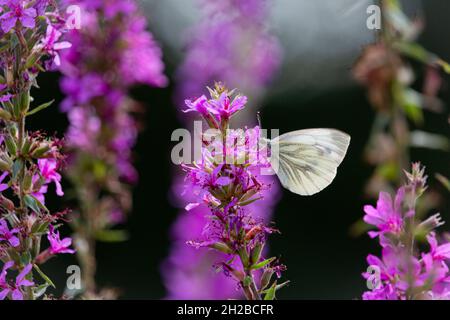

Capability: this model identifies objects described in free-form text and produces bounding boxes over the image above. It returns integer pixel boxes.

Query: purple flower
[175,0,281,104]
[31,158,64,204]
[0,0,37,33]
[0,261,14,300]
[47,225,75,254]
[0,93,12,102]
[60,73,107,111]
[38,25,72,68]
[0,262,34,300]
[120,17,168,87]
[59,0,167,234]
[0,219,19,247]
[207,92,247,120]
[66,106,101,152]
[11,264,34,300]
[38,159,64,197]
[0,171,8,192]
[362,164,450,300]
[426,232,450,261]
[183,95,210,116]
[164,85,284,300]
[363,187,406,241]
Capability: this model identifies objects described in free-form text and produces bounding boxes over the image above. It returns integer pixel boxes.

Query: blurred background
[29,0,449,299]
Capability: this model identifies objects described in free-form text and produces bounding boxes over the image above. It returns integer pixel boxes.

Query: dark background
[28,1,450,299]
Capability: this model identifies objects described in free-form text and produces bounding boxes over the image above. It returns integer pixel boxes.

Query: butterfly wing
[269,129,350,196]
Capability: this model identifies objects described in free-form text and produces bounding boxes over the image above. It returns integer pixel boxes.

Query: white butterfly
[266,129,350,196]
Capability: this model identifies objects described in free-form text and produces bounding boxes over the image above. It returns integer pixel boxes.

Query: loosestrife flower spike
[171,84,286,300]
[166,0,282,299]
[59,0,166,297]
[0,0,74,300]
[362,163,450,300]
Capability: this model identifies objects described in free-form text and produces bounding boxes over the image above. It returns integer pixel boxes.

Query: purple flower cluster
[58,0,166,295]
[0,0,37,33]
[166,84,286,300]
[0,262,33,300]
[166,0,282,299]
[0,0,74,300]
[176,0,281,101]
[362,163,450,300]
[164,172,280,299]
[59,0,166,226]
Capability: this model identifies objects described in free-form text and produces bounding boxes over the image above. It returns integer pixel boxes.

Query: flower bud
[0,108,11,121]
[417,213,445,235]
[23,172,33,191]
[0,195,15,211]
[31,143,51,158]
[4,135,17,156]
[210,242,233,254]
[245,225,263,241]
[21,138,32,156]
[251,243,264,264]
[0,157,11,171]
[260,269,274,290]
[19,91,30,114]
[25,52,41,70]
[404,162,428,196]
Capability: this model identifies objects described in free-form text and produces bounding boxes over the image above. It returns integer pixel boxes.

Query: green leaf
[251,257,276,270]
[394,42,435,64]
[436,174,450,192]
[20,251,32,265]
[261,280,291,295]
[31,220,50,235]
[437,59,450,74]
[33,284,49,299]
[401,89,423,125]
[26,100,54,116]
[12,160,23,180]
[210,242,233,254]
[264,281,277,300]
[251,243,264,265]
[33,264,56,288]
[393,41,450,74]
[410,131,450,151]
[24,194,41,213]
[94,229,129,242]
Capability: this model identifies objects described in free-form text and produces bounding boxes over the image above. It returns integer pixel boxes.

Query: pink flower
[0,93,12,102]
[0,171,8,192]
[47,225,75,254]
[0,261,14,300]
[362,164,450,300]
[427,232,450,261]
[363,187,406,240]
[0,219,19,247]
[207,92,247,120]
[183,95,211,116]
[0,0,37,33]
[38,158,64,197]
[0,262,34,300]
[39,24,72,68]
